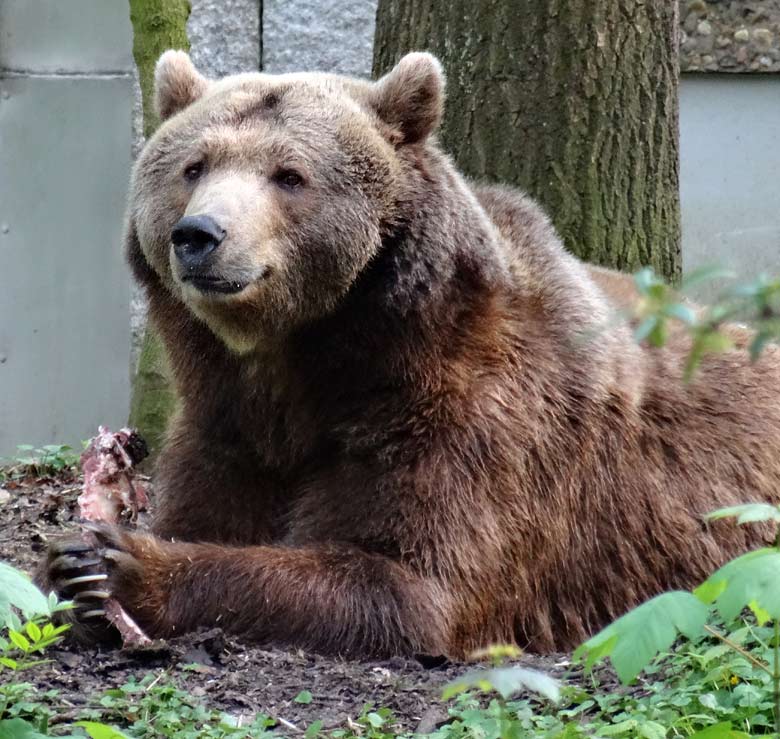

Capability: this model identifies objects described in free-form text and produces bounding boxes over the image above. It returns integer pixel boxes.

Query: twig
[704,624,772,676]
[276,716,303,734]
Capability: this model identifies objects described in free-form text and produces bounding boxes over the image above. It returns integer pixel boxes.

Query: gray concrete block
[0,0,134,73]
[263,0,377,76]
[680,75,780,296]
[0,76,133,456]
[188,0,261,78]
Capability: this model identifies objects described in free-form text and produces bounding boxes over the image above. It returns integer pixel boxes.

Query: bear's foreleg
[58,524,453,657]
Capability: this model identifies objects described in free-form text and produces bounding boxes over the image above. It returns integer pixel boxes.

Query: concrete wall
[185,0,375,77]
[262,0,375,76]
[0,0,134,457]
[188,0,261,78]
[680,75,780,295]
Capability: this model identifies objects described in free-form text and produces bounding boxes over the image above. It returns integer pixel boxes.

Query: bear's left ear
[371,52,445,145]
[154,50,210,121]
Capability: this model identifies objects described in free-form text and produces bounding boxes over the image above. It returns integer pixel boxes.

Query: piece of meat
[78,426,151,646]
[78,426,149,525]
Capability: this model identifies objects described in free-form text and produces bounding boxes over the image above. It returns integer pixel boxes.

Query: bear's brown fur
[46,51,780,657]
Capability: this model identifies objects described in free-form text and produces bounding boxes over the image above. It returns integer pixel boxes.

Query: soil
[0,470,602,735]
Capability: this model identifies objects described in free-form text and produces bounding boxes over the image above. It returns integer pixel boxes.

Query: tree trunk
[130,0,191,136]
[127,0,191,455]
[373,0,681,282]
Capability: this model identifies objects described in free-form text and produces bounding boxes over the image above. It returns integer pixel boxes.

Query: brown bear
[44,50,780,658]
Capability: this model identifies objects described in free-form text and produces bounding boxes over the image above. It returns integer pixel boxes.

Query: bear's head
[127,51,445,353]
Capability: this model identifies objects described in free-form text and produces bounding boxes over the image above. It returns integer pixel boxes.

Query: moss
[128,330,177,458]
[127,0,190,454]
[129,0,191,137]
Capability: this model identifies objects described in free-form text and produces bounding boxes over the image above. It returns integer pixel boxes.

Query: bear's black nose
[171,214,226,268]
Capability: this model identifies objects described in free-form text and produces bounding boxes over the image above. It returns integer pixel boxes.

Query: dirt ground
[0,471,587,734]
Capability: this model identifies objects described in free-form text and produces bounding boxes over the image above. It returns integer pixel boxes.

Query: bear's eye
[183,161,205,183]
[274,169,304,191]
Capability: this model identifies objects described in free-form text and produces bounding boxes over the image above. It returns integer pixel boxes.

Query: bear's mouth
[182,274,247,295]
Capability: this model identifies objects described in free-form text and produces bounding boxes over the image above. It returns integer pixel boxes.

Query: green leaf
[304,720,323,739]
[665,302,697,326]
[75,722,132,739]
[574,591,709,684]
[699,548,780,622]
[633,316,659,343]
[442,666,560,702]
[600,719,638,735]
[697,331,734,355]
[638,722,667,739]
[750,332,773,361]
[25,621,42,642]
[294,690,313,704]
[648,319,668,348]
[749,600,771,626]
[707,503,780,525]
[688,722,750,738]
[0,719,51,739]
[0,562,50,626]
[8,630,30,652]
[365,712,385,728]
[634,268,658,293]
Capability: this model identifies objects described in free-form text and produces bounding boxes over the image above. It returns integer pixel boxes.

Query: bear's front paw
[83,522,172,639]
[41,536,118,644]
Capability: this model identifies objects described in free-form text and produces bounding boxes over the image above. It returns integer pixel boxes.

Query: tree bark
[374,0,681,282]
[127,0,191,455]
[130,0,191,137]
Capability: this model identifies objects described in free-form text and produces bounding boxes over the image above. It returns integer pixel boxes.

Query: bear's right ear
[154,50,209,121]
[370,52,445,145]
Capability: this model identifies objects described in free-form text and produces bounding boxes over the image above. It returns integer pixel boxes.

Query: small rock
[753,28,774,49]
[716,35,731,48]
[684,12,699,34]
[52,650,83,669]
[734,28,750,43]
[697,20,713,36]
[696,34,716,53]
[0,488,9,505]
[759,55,772,67]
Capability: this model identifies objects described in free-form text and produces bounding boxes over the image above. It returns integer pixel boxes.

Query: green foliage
[443,666,560,703]
[0,564,52,627]
[2,445,79,479]
[632,267,780,378]
[575,592,710,684]
[696,549,780,625]
[79,675,276,738]
[0,562,71,673]
[708,504,780,527]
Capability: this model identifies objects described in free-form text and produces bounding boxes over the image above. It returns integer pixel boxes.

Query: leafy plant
[575,502,780,736]
[0,562,72,671]
[2,444,80,479]
[632,267,780,379]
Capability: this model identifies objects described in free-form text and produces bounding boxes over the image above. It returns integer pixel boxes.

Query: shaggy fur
[44,52,780,657]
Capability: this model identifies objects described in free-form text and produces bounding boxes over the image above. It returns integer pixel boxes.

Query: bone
[78,426,152,646]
